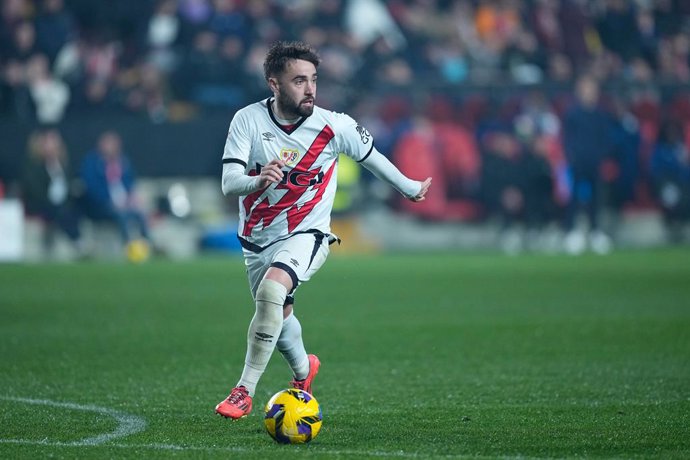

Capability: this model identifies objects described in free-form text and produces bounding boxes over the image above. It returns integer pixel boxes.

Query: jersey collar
[266,97,308,135]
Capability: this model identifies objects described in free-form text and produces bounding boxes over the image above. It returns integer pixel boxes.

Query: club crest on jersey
[280,148,300,166]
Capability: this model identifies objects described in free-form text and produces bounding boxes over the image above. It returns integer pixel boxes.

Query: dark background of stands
[2,0,690,228]
[0,110,230,179]
[2,81,689,181]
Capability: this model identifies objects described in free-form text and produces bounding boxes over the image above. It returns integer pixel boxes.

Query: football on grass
[264,388,322,444]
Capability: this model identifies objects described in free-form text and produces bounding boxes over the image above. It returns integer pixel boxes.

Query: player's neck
[270,99,301,125]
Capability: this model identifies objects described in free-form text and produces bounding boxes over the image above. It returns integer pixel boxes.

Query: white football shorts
[243,231,332,306]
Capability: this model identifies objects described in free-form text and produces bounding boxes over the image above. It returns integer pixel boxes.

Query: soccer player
[215,41,431,419]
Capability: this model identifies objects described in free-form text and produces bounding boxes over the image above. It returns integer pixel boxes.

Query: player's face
[272,59,317,118]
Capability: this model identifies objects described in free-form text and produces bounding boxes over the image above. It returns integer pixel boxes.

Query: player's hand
[258,159,285,188]
[410,177,432,202]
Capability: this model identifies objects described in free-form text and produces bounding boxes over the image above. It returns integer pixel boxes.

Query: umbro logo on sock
[255,332,274,342]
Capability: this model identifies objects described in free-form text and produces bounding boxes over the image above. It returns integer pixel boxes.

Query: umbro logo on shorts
[262,132,275,141]
[290,258,300,267]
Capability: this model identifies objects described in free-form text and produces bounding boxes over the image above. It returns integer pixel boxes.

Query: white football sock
[238,279,286,396]
[277,313,310,380]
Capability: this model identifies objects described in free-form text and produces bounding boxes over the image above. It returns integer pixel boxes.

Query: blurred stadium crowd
[1,0,690,257]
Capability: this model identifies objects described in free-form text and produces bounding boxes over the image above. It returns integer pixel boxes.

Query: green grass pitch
[1,249,689,459]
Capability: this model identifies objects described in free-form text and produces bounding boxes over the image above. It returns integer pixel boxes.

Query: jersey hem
[237,228,329,253]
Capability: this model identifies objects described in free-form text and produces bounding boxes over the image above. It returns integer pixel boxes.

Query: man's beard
[276,92,314,118]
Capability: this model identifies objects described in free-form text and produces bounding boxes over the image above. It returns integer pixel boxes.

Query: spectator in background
[429,97,482,211]
[393,111,480,222]
[208,0,250,45]
[482,123,554,254]
[392,114,445,220]
[21,128,88,258]
[78,33,122,107]
[480,127,527,253]
[344,0,405,52]
[607,95,641,213]
[176,29,223,103]
[175,29,246,108]
[34,0,76,65]
[596,0,641,65]
[26,53,70,124]
[2,20,39,120]
[123,61,169,123]
[514,94,565,246]
[649,118,690,242]
[521,134,559,243]
[558,0,596,73]
[531,0,562,54]
[145,0,182,75]
[503,29,546,84]
[634,6,661,69]
[657,31,690,83]
[79,130,152,258]
[562,74,613,254]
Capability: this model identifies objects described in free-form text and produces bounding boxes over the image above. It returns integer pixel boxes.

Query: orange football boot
[215,386,252,419]
[290,354,320,395]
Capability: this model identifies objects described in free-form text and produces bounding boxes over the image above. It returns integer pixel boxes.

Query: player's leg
[216,249,293,419]
[278,307,321,395]
[237,267,292,392]
[272,232,330,394]
[277,301,308,378]
[241,281,287,384]
[216,233,329,418]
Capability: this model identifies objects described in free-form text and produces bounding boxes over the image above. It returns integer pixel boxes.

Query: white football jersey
[222,98,374,251]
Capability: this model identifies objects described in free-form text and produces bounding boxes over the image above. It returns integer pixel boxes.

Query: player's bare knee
[264,266,295,292]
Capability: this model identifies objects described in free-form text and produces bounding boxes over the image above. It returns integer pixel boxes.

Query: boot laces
[291,378,306,390]
[228,387,248,404]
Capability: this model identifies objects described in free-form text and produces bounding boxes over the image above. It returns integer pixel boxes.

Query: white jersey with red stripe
[222,97,373,251]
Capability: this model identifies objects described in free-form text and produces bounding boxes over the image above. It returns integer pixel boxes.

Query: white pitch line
[0,396,146,446]
[0,396,514,459]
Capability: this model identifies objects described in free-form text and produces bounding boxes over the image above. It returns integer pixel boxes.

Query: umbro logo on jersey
[262,132,275,141]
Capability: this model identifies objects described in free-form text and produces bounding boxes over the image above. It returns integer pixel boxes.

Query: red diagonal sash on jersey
[242,125,335,236]
[286,160,336,232]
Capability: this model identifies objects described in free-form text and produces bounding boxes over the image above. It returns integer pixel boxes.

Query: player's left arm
[335,114,431,202]
[360,147,432,202]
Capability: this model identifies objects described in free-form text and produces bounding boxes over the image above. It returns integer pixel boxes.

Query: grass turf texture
[1,249,689,459]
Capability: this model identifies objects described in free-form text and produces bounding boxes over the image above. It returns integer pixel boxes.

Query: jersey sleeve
[333,112,375,163]
[360,147,421,199]
[222,108,252,168]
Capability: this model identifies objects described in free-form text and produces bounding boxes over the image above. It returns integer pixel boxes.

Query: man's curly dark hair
[263,41,321,81]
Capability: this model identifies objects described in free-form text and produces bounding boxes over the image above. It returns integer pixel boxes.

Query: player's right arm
[220,108,285,196]
[222,160,285,196]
